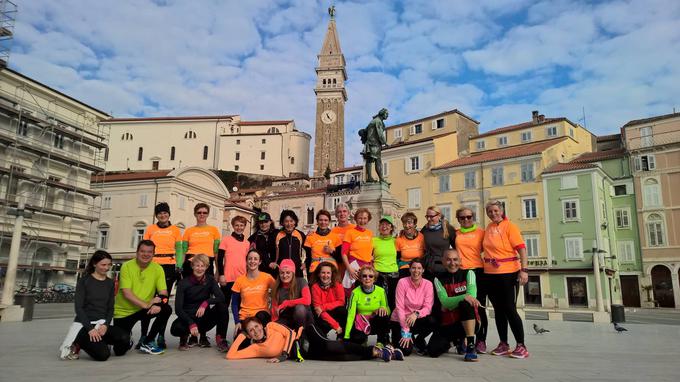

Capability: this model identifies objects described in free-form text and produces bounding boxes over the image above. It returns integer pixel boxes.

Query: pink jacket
[390,277,433,333]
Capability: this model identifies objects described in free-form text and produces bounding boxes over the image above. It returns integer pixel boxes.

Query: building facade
[0,68,109,288]
[623,112,680,308]
[102,116,310,177]
[91,167,229,265]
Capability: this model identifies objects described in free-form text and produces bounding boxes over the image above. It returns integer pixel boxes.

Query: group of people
[59,199,530,363]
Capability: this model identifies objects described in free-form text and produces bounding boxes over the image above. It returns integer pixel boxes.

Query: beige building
[101,116,310,177]
[258,188,327,232]
[0,67,109,288]
[623,112,680,308]
[91,167,229,263]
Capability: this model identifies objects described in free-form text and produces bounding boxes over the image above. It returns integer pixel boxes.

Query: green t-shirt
[113,259,167,318]
[372,236,398,273]
[344,285,389,339]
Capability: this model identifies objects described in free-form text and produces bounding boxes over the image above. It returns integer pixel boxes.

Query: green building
[537,138,642,310]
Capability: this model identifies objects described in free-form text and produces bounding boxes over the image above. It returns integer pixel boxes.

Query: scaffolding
[0,68,110,290]
[0,0,16,68]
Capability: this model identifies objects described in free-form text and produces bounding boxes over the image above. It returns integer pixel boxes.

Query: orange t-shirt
[231,272,275,320]
[219,235,250,282]
[395,233,425,269]
[304,231,342,272]
[343,227,374,263]
[482,219,525,274]
[331,224,356,243]
[144,224,182,265]
[183,225,221,257]
[455,227,485,270]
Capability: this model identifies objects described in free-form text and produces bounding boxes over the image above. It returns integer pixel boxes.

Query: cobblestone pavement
[1,317,679,382]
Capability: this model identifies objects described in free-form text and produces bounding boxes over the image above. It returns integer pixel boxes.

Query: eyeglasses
[196,211,209,215]
[457,215,474,220]
[360,274,375,279]
[425,214,439,219]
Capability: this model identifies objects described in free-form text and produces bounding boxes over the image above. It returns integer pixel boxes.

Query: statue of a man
[360,108,388,183]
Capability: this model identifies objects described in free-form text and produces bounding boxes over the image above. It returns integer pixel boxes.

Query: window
[565,237,583,260]
[476,140,485,150]
[97,226,109,249]
[203,146,209,160]
[170,146,176,160]
[643,178,661,207]
[382,161,389,177]
[407,188,421,209]
[646,214,665,246]
[131,227,145,248]
[332,197,341,209]
[498,136,508,146]
[563,199,579,221]
[521,163,534,182]
[262,139,266,144]
[184,131,197,139]
[438,205,452,221]
[102,196,112,209]
[234,165,239,171]
[640,126,653,147]
[179,196,186,210]
[546,126,558,137]
[617,241,635,264]
[566,276,587,306]
[434,118,445,129]
[260,164,264,170]
[491,167,504,186]
[521,131,532,142]
[16,120,28,136]
[235,152,240,161]
[561,175,578,189]
[615,208,630,229]
[290,157,295,165]
[54,134,64,149]
[569,128,574,138]
[104,147,109,162]
[394,128,402,139]
[410,124,423,135]
[634,155,656,171]
[335,174,345,184]
[267,127,280,134]
[260,151,266,160]
[438,175,450,193]
[139,194,148,207]
[524,235,540,258]
[137,147,143,161]
[236,139,240,145]
[152,160,159,170]
[407,156,421,172]
[522,198,537,219]
[307,207,314,225]
[464,171,476,189]
[614,185,627,196]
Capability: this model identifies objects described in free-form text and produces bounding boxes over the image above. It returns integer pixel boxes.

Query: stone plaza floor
[1,317,678,382]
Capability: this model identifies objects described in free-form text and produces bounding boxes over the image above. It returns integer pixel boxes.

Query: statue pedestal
[354,181,402,232]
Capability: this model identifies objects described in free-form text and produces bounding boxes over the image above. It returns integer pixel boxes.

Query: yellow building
[381,109,479,223]
[432,111,595,264]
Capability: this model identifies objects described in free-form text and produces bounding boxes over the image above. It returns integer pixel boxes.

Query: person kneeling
[171,254,229,352]
[428,249,481,362]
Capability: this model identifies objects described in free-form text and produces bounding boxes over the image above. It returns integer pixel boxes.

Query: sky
[9,0,680,170]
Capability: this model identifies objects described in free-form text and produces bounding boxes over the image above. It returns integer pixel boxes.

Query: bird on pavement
[533,323,550,334]
[614,323,628,333]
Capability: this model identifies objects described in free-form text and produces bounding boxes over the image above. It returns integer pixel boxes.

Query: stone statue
[359,108,388,183]
[328,5,336,19]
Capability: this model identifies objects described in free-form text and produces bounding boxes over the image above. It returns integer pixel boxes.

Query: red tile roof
[571,148,626,163]
[596,134,620,142]
[542,162,597,174]
[623,112,680,128]
[475,118,574,139]
[92,170,172,182]
[433,137,568,170]
[105,115,235,123]
[385,132,456,151]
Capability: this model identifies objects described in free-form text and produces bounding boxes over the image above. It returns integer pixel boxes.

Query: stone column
[671,271,680,309]
[353,182,401,233]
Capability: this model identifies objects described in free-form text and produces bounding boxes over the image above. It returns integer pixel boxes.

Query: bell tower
[314,6,347,176]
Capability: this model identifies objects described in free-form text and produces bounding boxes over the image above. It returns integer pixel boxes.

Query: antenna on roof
[578,106,587,128]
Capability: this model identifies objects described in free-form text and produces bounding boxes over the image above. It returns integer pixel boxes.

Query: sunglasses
[196,211,209,215]
[457,215,474,220]
[360,274,375,279]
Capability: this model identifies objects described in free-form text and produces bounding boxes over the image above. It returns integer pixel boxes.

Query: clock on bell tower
[313,7,347,177]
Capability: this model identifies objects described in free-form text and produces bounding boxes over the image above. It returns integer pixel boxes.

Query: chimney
[538,114,545,122]
[532,110,539,124]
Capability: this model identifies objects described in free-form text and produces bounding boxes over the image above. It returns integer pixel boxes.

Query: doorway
[620,275,641,307]
[566,277,588,307]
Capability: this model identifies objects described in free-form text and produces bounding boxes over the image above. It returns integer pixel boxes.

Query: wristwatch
[520,268,529,273]
[414,311,420,317]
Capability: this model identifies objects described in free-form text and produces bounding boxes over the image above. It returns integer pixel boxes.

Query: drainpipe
[152,178,159,223]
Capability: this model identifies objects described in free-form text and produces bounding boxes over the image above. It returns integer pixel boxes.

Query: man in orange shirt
[181,203,221,277]
[144,202,183,295]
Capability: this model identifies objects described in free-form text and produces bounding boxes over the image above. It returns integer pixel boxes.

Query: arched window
[333,78,337,84]
[203,145,209,160]
[322,79,326,85]
[137,147,143,161]
[643,178,661,207]
[646,214,665,246]
[267,127,279,134]
[170,146,176,160]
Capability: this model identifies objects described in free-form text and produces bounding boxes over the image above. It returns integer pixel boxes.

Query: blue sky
[10,0,680,169]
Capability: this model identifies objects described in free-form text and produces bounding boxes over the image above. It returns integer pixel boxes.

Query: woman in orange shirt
[341,208,374,290]
[482,200,529,359]
[395,212,425,278]
[454,207,488,354]
[305,210,342,272]
[181,203,221,277]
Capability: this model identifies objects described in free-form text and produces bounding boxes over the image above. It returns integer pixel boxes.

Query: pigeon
[614,323,628,333]
[533,323,550,334]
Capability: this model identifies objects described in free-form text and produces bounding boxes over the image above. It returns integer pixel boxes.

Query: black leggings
[220,282,234,331]
[277,305,313,330]
[170,302,229,339]
[473,268,489,342]
[113,304,172,351]
[377,272,399,312]
[428,300,479,358]
[75,325,130,361]
[314,306,347,334]
[390,315,436,356]
[348,314,390,346]
[302,324,374,361]
[487,272,524,344]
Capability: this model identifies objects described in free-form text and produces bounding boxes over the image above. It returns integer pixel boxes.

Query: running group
[59,199,530,363]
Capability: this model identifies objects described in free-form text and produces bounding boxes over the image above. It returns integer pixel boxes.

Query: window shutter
[409,126,415,135]
[648,156,656,170]
[431,120,437,130]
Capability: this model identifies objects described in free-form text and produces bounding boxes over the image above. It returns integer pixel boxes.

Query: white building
[101,116,311,177]
[91,167,229,264]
